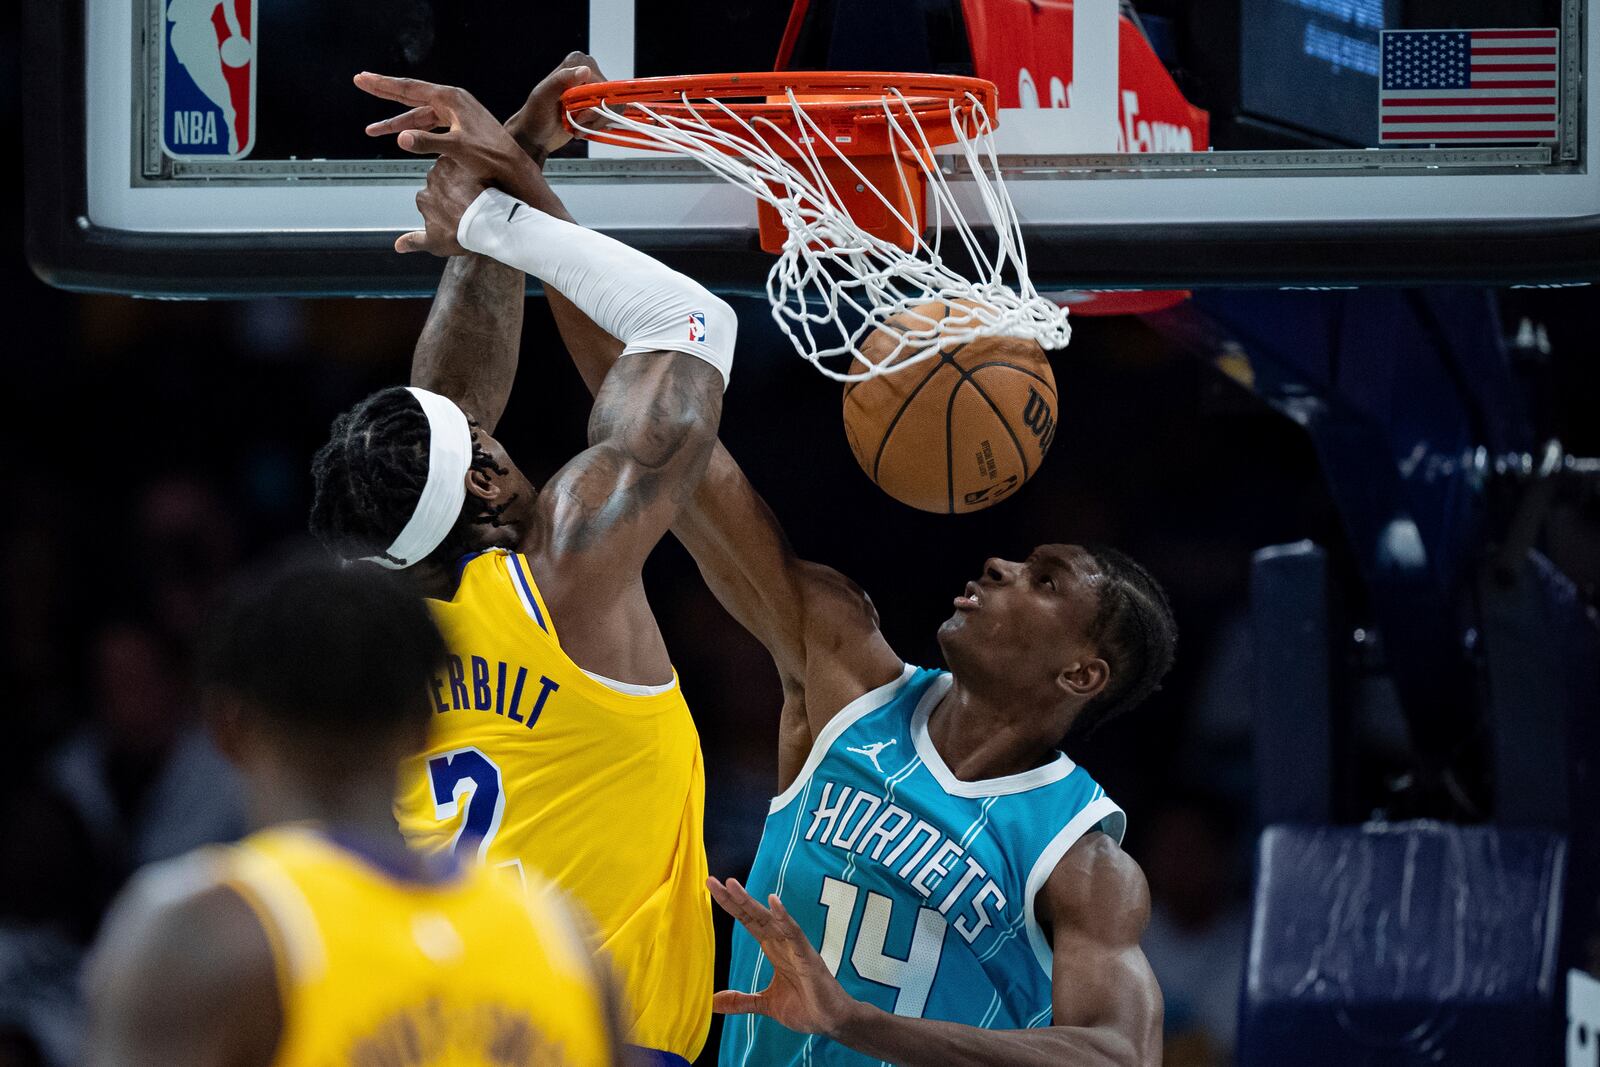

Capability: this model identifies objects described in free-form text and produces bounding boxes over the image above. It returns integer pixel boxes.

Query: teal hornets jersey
[720,666,1126,1067]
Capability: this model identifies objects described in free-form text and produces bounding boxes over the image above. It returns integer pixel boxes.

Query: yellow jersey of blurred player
[308,61,740,1062]
[84,560,619,1067]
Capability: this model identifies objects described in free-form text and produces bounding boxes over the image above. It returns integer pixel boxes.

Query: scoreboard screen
[1239,0,1399,146]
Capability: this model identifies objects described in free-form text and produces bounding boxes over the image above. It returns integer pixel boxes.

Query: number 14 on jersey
[816,875,947,1018]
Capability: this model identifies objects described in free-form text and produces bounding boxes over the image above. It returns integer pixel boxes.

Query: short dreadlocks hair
[199,554,446,742]
[309,386,508,569]
[1069,546,1178,739]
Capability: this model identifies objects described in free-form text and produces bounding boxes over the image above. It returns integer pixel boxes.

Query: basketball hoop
[562,72,1072,382]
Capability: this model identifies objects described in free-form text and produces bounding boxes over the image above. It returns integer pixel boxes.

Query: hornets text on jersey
[207,824,613,1066]
[394,548,712,1061]
[720,666,1126,1066]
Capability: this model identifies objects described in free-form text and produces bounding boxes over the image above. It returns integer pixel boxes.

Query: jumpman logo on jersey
[847,739,898,773]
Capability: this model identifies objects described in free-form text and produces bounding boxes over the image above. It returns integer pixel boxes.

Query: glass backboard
[23,0,1600,296]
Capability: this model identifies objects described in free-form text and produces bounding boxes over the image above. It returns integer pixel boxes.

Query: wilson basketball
[842,301,1058,514]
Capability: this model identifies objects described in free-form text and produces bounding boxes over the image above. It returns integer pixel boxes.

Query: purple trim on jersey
[318,826,464,886]
[507,552,549,633]
[628,1049,692,1067]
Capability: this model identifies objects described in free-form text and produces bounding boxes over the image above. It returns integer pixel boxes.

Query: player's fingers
[397,129,457,155]
[706,876,738,913]
[712,990,766,1016]
[726,878,772,925]
[366,106,440,137]
[708,878,772,935]
[707,877,752,919]
[559,64,597,88]
[559,70,605,129]
[354,72,449,108]
[565,97,615,136]
[566,107,600,133]
[767,895,806,941]
[394,230,428,254]
[557,57,608,128]
[557,51,600,78]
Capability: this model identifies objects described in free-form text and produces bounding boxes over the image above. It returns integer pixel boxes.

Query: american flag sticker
[689,312,707,342]
[1380,29,1560,144]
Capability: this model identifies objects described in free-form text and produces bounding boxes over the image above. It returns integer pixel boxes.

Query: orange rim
[562,71,998,155]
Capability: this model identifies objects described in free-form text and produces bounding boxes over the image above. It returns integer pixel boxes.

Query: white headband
[361,387,474,570]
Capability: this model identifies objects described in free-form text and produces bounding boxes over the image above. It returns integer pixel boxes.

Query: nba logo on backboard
[689,312,707,342]
[160,0,257,159]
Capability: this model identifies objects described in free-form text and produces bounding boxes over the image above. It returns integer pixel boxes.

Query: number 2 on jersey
[817,875,947,1017]
[427,747,504,863]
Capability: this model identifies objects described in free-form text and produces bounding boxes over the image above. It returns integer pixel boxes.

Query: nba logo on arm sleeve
[161,0,257,159]
[689,312,707,343]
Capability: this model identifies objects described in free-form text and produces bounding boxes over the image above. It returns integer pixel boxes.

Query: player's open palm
[355,72,531,255]
[708,877,858,1037]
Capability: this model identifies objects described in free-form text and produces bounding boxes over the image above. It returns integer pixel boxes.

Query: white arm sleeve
[457,187,737,387]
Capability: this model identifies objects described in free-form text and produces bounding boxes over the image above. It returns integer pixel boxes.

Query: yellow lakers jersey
[395,549,712,1060]
[217,824,612,1067]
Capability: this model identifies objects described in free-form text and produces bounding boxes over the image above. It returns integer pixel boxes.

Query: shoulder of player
[87,853,280,1060]
[521,351,723,568]
[92,852,266,976]
[793,559,875,616]
[567,350,725,492]
[769,570,902,787]
[793,561,900,674]
[1035,831,1151,949]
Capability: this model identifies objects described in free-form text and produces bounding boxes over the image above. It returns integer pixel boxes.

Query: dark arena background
[7,1,1600,1065]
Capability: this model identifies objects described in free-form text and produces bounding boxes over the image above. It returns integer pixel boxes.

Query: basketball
[842,301,1058,514]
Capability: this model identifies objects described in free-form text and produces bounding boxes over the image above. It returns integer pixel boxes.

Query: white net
[568,85,1071,382]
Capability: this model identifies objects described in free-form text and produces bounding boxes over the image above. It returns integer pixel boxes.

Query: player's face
[938,544,1105,692]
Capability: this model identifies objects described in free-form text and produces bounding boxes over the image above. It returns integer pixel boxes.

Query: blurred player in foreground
[83,558,619,1066]
[400,55,1176,1067]
[309,62,736,1063]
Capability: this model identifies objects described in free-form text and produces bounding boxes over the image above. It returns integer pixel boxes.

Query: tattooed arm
[506,239,722,680]
[402,57,602,431]
[360,67,728,681]
[409,254,524,432]
[534,350,723,577]
[549,282,901,770]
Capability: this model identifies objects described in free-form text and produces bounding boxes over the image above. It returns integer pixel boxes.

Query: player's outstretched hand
[506,51,607,164]
[707,877,860,1039]
[355,72,533,256]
